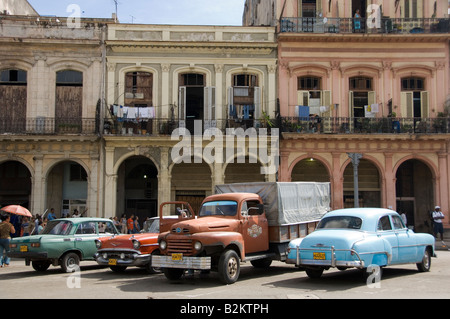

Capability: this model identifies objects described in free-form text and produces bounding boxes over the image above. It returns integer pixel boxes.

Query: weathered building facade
[103,24,278,220]
[0,14,112,217]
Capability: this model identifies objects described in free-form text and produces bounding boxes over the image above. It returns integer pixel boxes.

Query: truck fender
[192,232,245,260]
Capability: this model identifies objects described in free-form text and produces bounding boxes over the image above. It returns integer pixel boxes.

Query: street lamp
[348,153,363,208]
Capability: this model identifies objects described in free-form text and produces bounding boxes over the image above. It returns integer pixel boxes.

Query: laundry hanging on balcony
[111,105,155,121]
[229,105,254,120]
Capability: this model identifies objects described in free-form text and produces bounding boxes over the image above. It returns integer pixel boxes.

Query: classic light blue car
[286,208,435,280]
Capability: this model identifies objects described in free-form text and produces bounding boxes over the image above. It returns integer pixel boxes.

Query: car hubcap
[227,257,238,278]
[423,250,430,269]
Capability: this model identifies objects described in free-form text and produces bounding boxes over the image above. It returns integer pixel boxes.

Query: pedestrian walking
[120,214,127,233]
[432,206,445,242]
[127,214,134,234]
[0,214,16,267]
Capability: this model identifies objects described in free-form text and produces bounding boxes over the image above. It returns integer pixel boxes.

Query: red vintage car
[94,203,193,273]
[94,217,162,273]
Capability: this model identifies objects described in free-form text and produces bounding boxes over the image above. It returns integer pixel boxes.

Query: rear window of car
[317,216,362,230]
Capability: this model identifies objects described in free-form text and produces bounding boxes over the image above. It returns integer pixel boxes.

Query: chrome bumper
[286,246,365,269]
[151,255,211,270]
[94,250,151,267]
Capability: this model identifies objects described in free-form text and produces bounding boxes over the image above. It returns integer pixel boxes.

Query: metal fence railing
[280,17,450,34]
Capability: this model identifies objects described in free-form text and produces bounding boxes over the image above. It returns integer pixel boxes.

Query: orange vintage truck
[151,182,330,284]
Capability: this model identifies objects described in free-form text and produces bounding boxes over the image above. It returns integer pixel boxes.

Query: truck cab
[153,193,270,284]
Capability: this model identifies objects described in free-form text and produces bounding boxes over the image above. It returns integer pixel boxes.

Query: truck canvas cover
[215,182,330,227]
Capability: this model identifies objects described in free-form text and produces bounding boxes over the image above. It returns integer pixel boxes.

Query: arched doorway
[343,159,381,208]
[0,161,32,237]
[396,159,434,233]
[47,161,88,218]
[291,158,329,182]
[117,156,158,226]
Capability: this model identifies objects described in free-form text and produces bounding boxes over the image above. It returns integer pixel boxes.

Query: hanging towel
[138,107,149,119]
[298,106,310,120]
[126,107,136,119]
[117,105,124,120]
[243,105,250,120]
[229,105,237,118]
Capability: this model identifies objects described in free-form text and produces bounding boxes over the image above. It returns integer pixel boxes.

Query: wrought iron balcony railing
[280,117,450,135]
[0,117,99,135]
[280,17,450,34]
[1,116,448,136]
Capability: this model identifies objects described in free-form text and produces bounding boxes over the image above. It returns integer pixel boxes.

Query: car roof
[323,208,399,230]
[55,217,113,223]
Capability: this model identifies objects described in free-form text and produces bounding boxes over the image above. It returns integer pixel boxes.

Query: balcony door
[349,76,375,118]
[401,77,428,118]
[55,70,83,133]
[179,73,215,132]
[352,0,367,18]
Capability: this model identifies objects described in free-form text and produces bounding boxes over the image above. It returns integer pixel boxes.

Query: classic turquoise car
[9,218,119,272]
[286,208,435,280]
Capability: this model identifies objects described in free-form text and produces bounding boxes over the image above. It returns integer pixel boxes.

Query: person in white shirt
[432,206,445,241]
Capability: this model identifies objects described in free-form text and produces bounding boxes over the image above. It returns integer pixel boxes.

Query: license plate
[172,253,183,261]
[313,252,326,260]
[20,245,28,252]
[108,259,117,266]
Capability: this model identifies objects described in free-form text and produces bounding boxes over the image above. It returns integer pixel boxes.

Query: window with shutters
[125,71,153,107]
[0,69,27,133]
[401,77,428,118]
[228,74,261,124]
[56,70,83,133]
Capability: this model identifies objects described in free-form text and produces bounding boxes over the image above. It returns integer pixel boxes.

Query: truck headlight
[194,241,202,251]
[159,240,167,250]
[132,240,141,250]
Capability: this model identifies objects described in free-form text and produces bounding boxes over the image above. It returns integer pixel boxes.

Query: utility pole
[348,153,363,208]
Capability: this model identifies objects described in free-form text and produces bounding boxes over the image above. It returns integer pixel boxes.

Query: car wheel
[163,268,184,280]
[147,251,162,274]
[218,249,240,284]
[305,267,324,279]
[61,252,80,273]
[417,248,431,272]
[32,261,51,272]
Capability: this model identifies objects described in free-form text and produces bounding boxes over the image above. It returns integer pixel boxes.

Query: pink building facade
[245,0,450,233]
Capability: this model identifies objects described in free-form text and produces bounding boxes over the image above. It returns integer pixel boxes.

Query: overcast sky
[27,0,246,25]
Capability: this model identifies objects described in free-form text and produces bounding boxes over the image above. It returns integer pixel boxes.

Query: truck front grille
[167,238,194,256]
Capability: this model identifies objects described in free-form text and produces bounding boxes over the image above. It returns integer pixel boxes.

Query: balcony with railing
[280,116,450,135]
[0,117,99,135]
[280,17,450,34]
[2,116,448,137]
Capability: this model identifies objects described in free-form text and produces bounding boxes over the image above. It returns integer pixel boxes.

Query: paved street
[1,250,450,300]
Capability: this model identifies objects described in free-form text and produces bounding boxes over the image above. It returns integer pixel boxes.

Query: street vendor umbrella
[1,205,32,217]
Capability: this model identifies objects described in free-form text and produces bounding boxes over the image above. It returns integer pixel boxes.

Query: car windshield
[317,216,362,230]
[41,220,73,235]
[199,201,237,217]
[143,218,159,233]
